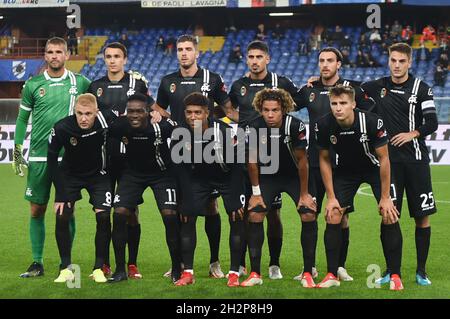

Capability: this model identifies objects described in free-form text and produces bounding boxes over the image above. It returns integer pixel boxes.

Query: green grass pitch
[0,165,449,299]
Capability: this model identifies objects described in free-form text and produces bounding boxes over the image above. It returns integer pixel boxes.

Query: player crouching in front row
[47,94,113,284]
[315,85,403,290]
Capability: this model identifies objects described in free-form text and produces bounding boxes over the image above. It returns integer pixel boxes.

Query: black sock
[324,223,342,276]
[127,224,141,266]
[267,216,283,267]
[381,222,403,276]
[112,213,128,273]
[162,214,182,273]
[301,220,318,274]
[239,221,248,267]
[248,222,264,275]
[205,214,221,264]
[339,227,350,268]
[415,227,431,275]
[55,212,72,269]
[180,216,197,270]
[94,211,111,269]
[229,219,245,273]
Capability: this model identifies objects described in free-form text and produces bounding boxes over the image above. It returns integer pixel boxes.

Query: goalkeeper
[14,37,90,278]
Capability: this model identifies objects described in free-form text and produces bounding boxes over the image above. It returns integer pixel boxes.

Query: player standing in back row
[14,37,90,278]
[153,34,236,278]
[361,43,438,286]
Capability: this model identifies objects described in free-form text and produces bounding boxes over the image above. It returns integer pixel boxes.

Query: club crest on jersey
[70,137,78,146]
[127,88,136,97]
[39,88,46,97]
[170,83,176,93]
[408,95,418,104]
[69,86,78,95]
[377,119,384,129]
[121,137,129,145]
[240,86,247,96]
[284,136,291,144]
[96,88,103,97]
[359,133,369,143]
[309,92,315,103]
[380,88,387,98]
[261,135,267,145]
[330,135,337,144]
[201,83,211,93]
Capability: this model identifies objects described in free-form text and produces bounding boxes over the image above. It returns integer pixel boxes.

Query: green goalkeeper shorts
[24,161,52,205]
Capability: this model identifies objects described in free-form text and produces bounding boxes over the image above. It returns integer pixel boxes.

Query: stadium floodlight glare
[269,12,294,17]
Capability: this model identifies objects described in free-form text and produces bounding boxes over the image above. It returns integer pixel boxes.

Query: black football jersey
[108,117,176,175]
[361,75,437,163]
[247,114,308,176]
[47,111,111,193]
[229,72,301,126]
[315,109,388,172]
[156,67,229,125]
[297,77,375,167]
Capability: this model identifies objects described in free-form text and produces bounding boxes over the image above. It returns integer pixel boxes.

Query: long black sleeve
[418,112,438,138]
[47,127,68,202]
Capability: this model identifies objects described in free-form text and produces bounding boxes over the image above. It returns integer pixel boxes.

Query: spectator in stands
[332,25,345,47]
[341,49,353,68]
[67,28,78,56]
[356,50,367,67]
[309,24,325,50]
[255,23,266,41]
[228,44,243,63]
[382,24,391,39]
[369,28,382,44]
[119,33,131,49]
[439,38,449,56]
[417,44,431,62]
[156,36,165,52]
[297,35,309,55]
[364,52,380,67]
[165,36,176,55]
[381,33,394,54]
[391,20,402,39]
[434,61,448,87]
[272,23,284,40]
[401,25,414,45]
[437,52,449,69]
[358,33,370,51]
[420,24,437,45]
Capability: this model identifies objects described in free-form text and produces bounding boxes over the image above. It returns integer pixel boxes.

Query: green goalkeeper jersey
[16,69,90,161]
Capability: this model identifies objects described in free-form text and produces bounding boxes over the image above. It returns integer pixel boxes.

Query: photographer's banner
[0,59,44,82]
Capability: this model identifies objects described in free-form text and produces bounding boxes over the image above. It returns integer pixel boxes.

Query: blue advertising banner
[402,0,450,5]
[0,59,44,82]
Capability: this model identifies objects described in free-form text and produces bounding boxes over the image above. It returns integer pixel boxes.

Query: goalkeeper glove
[129,70,149,86]
[12,144,28,177]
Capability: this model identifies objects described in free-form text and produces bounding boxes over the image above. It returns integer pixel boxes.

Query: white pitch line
[357,182,450,204]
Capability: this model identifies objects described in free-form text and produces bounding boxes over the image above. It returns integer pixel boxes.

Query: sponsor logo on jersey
[377,119,383,129]
[309,92,315,102]
[240,86,247,96]
[39,88,46,97]
[121,137,128,145]
[96,88,103,97]
[359,133,369,143]
[70,137,78,146]
[299,122,306,131]
[390,89,405,94]
[408,94,418,104]
[69,86,78,95]
[380,88,387,98]
[330,135,337,144]
[170,83,176,93]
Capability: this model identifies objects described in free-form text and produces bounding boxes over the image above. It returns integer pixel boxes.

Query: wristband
[252,185,261,196]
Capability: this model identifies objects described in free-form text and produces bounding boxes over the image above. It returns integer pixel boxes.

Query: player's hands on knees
[231,208,244,222]
[306,76,320,88]
[12,144,28,177]
[325,198,343,222]
[390,132,418,147]
[248,195,266,212]
[298,193,317,213]
[54,202,71,215]
[150,110,162,123]
[378,197,399,224]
